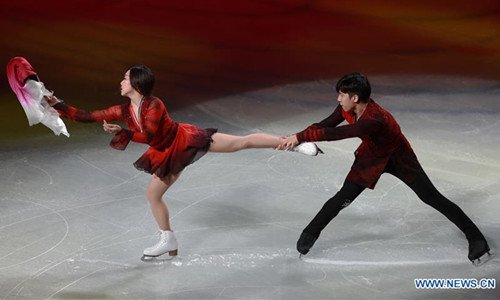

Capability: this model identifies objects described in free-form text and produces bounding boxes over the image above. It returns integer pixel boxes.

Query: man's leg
[406,169,484,240]
[401,168,490,262]
[298,180,365,255]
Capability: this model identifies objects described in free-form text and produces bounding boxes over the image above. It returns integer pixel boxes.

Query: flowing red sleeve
[53,102,123,122]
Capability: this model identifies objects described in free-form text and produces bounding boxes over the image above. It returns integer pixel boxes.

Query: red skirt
[134,123,217,178]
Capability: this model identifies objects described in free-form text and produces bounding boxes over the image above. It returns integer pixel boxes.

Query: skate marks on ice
[302,257,463,267]
[154,249,336,299]
[1,76,500,299]
[135,248,298,266]
[299,238,500,267]
[0,152,148,299]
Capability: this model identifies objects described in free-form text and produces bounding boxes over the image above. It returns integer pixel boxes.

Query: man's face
[337,91,358,112]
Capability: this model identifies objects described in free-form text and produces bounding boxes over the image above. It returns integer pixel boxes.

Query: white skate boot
[291,142,323,156]
[141,230,178,262]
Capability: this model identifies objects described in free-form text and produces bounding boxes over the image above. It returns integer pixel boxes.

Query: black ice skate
[468,239,494,267]
[297,231,318,258]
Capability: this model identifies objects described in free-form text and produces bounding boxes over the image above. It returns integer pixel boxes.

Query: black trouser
[303,166,484,242]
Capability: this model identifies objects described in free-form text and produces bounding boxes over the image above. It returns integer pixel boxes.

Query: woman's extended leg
[146,173,181,230]
[208,132,282,153]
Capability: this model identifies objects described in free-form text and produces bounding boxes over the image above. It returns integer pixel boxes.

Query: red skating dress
[53,96,217,177]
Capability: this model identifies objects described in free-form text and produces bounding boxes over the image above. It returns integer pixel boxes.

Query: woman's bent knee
[146,189,160,202]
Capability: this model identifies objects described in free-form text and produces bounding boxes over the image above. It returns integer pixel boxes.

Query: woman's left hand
[103,120,122,134]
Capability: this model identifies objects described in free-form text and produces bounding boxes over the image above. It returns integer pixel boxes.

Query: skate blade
[141,255,175,263]
[471,250,495,267]
[141,250,178,263]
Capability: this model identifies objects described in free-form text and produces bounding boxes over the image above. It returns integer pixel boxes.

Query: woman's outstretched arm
[47,96,123,123]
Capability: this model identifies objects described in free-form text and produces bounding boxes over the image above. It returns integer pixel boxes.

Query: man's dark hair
[128,64,155,97]
[335,72,371,102]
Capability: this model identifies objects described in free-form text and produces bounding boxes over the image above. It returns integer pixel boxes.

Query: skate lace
[157,230,169,242]
[148,231,161,247]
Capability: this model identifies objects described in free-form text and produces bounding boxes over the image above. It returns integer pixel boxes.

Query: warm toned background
[1,3,500,298]
[1,0,499,140]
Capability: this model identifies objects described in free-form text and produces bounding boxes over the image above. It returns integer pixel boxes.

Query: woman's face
[120,70,135,97]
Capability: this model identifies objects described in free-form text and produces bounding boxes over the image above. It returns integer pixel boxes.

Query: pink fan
[6,57,69,136]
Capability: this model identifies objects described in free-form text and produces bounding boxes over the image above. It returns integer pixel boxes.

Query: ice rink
[1,76,499,299]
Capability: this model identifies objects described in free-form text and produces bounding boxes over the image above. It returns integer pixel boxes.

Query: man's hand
[278,134,299,151]
[103,120,122,134]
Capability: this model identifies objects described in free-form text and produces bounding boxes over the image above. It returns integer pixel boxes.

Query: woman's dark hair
[335,72,371,102]
[128,64,155,97]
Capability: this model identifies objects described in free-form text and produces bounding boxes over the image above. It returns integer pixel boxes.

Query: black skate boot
[297,231,318,257]
[468,239,494,267]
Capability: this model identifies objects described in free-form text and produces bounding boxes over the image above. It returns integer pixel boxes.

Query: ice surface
[1,76,499,299]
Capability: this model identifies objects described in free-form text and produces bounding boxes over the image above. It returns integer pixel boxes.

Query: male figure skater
[280,72,492,266]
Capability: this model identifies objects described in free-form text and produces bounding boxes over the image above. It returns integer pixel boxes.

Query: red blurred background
[1,0,499,138]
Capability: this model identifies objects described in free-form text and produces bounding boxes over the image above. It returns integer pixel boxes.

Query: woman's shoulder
[146,96,167,108]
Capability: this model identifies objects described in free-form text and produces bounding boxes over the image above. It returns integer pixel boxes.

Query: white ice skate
[141,230,178,262]
[291,142,323,156]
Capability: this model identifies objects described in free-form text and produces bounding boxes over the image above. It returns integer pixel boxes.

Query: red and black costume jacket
[296,99,420,189]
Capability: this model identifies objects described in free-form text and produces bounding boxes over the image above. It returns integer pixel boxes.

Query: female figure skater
[45,65,320,261]
[279,72,491,266]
